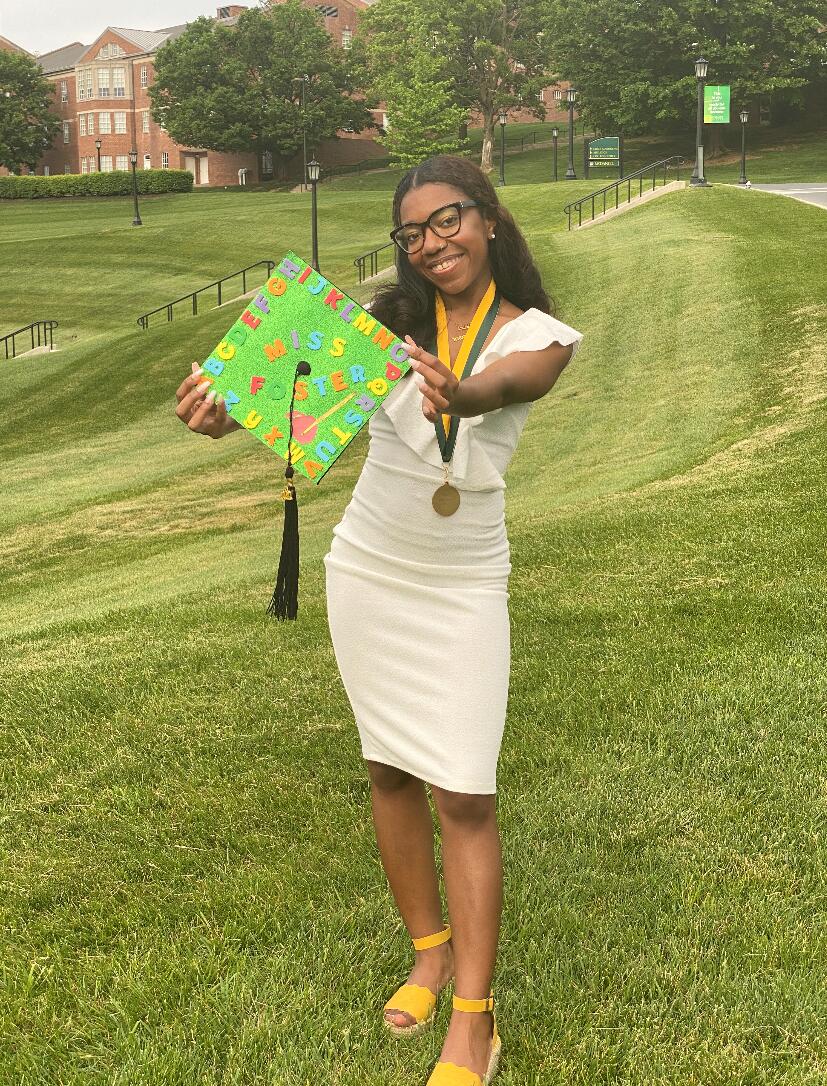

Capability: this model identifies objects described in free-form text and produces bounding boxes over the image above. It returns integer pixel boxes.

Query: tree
[356,0,553,172]
[544,0,827,151]
[0,50,61,172]
[149,2,372,177]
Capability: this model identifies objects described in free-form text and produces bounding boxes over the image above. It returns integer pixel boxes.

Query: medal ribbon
[432,279,501,463]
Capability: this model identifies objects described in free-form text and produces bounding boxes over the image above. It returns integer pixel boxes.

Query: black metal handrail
[2,319,58,359]
[563,156,687,230]
[136,260,277,330]
[354,241,396,285]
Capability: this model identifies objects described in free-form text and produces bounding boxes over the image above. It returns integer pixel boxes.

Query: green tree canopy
[0,50,61,172]
[544,0,827,143]
[356,0,552,172]
[149,2,372,177]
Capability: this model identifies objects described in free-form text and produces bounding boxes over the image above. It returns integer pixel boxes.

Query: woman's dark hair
[370,155,552,344]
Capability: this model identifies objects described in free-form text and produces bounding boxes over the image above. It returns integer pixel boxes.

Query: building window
[114,111,127,134]
[98,68,110,97]
[143,153,151,169]
[261,150,274,176]
[116,154,129,171]
[316,3,338,15]
[63,121,70,143]
[161,151,169,169]
[98,112,111,134]
[86,69,93,99]
[81,158,88,174]
[87,112,95,135]
[64,163,71,174]
[140,66,148,88]
[142,111,150,133]
[100,155,113,172]
[79,113,87,136]
[537,90,544,102]
[113,68,125,97]
[43,165,50,175]
[342,27,352,49]
[60,80,68,102]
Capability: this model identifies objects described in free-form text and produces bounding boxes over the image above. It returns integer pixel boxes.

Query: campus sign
[584,136,623,179]
[704,85,731,124]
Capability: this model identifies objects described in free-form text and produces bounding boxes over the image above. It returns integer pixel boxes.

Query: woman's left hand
[404,336,463,423]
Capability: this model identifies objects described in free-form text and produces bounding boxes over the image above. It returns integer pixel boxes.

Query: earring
[489,232,496,239]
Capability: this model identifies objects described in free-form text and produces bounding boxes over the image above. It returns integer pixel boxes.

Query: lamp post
[307,157,320,270]
[565,87,577,180]
[129,148,142,226]
[498,109,507,187]
[738,108,749,185]
[95,139,102,172]
[690,56,710,186]
[292,74,309,191]
[552,126,559,182]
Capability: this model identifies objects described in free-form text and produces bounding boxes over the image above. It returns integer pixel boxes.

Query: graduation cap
[199,251,413,619]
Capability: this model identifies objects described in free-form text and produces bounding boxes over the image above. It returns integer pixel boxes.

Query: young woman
[176,154,582,1086]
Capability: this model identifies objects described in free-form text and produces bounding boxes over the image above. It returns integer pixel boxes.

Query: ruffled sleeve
[379,308,584,491]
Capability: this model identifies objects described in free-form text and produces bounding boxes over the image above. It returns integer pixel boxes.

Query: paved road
[750,183,827,209]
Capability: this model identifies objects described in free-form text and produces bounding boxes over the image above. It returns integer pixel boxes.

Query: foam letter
[307,331,323,351]
[264,338,287,362]
[250,375,266,395]
[263,425,283,446]
[353,312,376,337]
[390,343,409,364]
[330,369,347,392]
[266,276,287,296]
[330,337,346,359]
[291,330,300,350]
[344,408,365,427]
[386,361,403,381]
[367,378,388,397]
[223,389,241,410]
[355,393,376,412]
[307,275,328,296]
[349,364,367,384]
[227,325,248,347]
[251,292,270,315]
[279,257,300,279]
[216,340,235,361]
[339,301,356,323]
[293,380,308,401]
[298,266,313,284]
[303,459,324,480]
[314,440,338,463]
[240,309,261,331]
[312,375,329,396]
[331,426,353,445]
[203,357,224,376]
[266,381,287,400]
[324,288,345,311]
[373,327,394,351]
[243,409,263,429]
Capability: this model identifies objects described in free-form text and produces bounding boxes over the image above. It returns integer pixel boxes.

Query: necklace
[431,280,501,517]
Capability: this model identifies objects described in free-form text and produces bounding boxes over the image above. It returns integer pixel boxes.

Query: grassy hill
[2,176,826,1084]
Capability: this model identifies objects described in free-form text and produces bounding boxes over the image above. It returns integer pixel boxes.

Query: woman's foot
[383,941,455,1029]
[436,1007,495,1080]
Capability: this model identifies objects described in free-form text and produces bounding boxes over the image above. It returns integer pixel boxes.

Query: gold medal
[432,482,461,516]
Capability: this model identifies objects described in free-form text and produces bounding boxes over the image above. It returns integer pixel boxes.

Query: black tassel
[267,360,311,620]
[267,465,300,620]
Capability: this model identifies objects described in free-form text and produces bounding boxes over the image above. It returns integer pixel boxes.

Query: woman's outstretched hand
[175,362,241,439]
[405,336,463,423]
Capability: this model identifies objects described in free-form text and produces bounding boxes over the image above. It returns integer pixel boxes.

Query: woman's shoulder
[488,306,584,357]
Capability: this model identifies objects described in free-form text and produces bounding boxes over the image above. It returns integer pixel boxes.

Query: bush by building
[0,169,193,199]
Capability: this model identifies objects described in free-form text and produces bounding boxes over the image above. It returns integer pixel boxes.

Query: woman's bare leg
[367,761,455,1028]
[430,786,502,1078]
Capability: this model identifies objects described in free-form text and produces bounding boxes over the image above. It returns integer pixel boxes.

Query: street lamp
[292,74,309,191]
[738,108,749,186]
[690,56,710,187]
[565,87,577,180]
[307,157,320,270]
[552,126,559,182]
[95,138,102,172]
[129,148,142,226]
[498,109,507,187]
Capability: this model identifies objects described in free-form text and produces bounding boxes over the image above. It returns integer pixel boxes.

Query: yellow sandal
[382,924,453,1036]
[426,992,501,1086]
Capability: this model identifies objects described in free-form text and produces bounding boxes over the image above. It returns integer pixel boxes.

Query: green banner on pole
[704,85,731,124]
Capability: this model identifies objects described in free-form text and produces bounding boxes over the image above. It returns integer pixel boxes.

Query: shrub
[0,169,193,199]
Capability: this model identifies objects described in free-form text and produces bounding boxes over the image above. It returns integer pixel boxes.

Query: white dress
[324,309,584,794]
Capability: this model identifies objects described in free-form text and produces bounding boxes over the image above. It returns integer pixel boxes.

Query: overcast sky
[0,0,219,56]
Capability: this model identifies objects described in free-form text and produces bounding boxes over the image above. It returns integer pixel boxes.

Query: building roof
[0,34,33,56]
[38,41,87,73]
[108,25,188,52]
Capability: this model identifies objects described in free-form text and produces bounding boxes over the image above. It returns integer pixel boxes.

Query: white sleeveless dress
[324,309,584,794]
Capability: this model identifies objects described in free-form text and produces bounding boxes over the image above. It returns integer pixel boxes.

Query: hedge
[0,169,193,199]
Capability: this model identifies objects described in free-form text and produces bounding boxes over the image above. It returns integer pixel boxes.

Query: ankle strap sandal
[426,991,501,1086]
[382,924,453,1036]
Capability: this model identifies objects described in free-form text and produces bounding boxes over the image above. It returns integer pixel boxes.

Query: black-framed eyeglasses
[390,200,480,254]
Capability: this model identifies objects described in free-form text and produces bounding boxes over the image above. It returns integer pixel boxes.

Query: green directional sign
[704,85,731,124]
[587,136,620,164]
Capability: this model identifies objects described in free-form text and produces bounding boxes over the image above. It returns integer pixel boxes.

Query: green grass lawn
[2,171,827,1085]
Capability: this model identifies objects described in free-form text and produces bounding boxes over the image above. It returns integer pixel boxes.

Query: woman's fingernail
[215,394,224,407]
[204,390,216,404]
[196,380,211,393]
[192,363,202,375]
